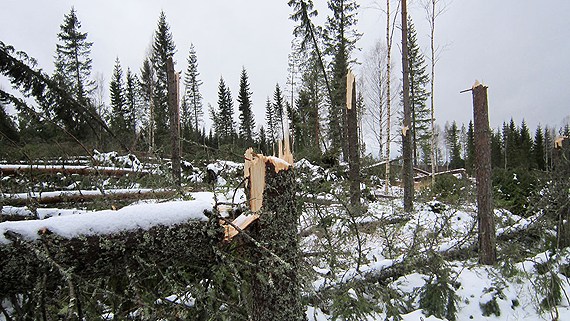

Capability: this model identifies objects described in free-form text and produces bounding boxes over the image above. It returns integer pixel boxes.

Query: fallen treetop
[0,192,214,244]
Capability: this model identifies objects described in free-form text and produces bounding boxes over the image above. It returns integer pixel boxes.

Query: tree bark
[346,70,361,212]
[246,159,305,321]
[472,83,496,265]
[401,0,414,212]
[167,57,181,187]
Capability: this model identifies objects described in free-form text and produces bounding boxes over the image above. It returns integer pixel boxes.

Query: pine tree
[182,44,203,137]
[406,17,431,167]
[324,0,360,158]
[151,11,176,150]
[237,67,255,146]
[533,125,546,171]
[53,6,95,138]
[109,57,127,138]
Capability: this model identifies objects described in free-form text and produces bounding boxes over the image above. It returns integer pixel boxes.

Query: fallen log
[0,164,150,177]
[2,188,177,207]
[0,194,219,298]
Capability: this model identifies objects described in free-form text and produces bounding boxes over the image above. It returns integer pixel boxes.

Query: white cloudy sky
[1,0,569,147]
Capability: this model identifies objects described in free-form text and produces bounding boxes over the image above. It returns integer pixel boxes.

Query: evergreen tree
[519,120,533,170]
[465,120,475,174]
[265,97,277,154]
[504,118,520,169]
[406,17,431,167]
[533,125,546,171]
[124,68,139,140]
[446,121,464,169]
[237,67,255,146]
[490,128,503,169]
[109,57,127,137]
[0,101,19,142]
[212,77,235,144]
[182,44,203,137]
[324,0,360,158]
[53,6,95,138]
[151,11,176,150]
[139,57,156,152]
[273,83,285,140]
[258,126,268,155]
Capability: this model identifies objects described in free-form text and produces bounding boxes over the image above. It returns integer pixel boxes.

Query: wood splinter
[223,140,293,241]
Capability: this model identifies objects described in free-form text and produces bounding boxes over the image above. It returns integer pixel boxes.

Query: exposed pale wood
[555,136,568,149]
[224,145,293,240]
[346,70,355,110]
[244,148,266,213]
[222,213,260,241]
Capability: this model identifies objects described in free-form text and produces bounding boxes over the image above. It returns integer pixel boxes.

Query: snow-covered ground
[1,155,567,320]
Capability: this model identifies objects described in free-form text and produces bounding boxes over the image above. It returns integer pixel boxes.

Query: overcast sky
[2,0,569,152]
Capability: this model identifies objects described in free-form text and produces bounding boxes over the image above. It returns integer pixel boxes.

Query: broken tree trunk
[553,137,570,248]
[346,70,361,213]
[235,146,304,321]
[167,57,181,188]
[472,82,496,265]
[401,0,414,212]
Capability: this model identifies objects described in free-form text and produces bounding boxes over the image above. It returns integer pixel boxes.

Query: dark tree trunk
[346,71,361,212]
[167,57,181,187]
[472,83,496,265]
[247,161,305,321]
[401,0,414,212]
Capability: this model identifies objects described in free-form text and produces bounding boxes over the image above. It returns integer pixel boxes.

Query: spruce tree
[109,57,127,138]
[533,125,546,171]
[182,44,203,137]
[324,0,360,158]
[151,11,176,150]
[237,67,255,146]
[406,16,431,166]
[139,58,156,152]
[53,6,95,138]
[265,97,277,154]
[465,120,475,174]
[273,83,285,140]
[446,121,464,169]
[519,120,533,170]
[213,77,235,144]
[125,68,139,140]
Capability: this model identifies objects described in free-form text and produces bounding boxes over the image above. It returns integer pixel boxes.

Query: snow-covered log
[0,194,220,297]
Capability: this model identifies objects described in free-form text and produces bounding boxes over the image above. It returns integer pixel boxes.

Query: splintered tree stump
[247,160,305,321]
[231,145,304,321]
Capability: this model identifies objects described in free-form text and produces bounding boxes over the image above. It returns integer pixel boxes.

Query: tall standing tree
[237,67,256,147]
[533,125,546,171]
[124,68,139,142]
[446,121,464,169]
[108,58,127,138]
[273,83,286,141]
[465,120,475,174]
[265,97,277,154]
[53,6,95,138]
[324,0,361,159]
[151,11,177,151]
[182,44,203,138]
[212,77,235,144]
[519,120,533,170]
[406,17,431,167]
[139,58,156,152]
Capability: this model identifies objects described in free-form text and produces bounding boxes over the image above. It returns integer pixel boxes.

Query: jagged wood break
[223,140,293,241]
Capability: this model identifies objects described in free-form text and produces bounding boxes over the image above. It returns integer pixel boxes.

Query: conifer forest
[1,1,570,320]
